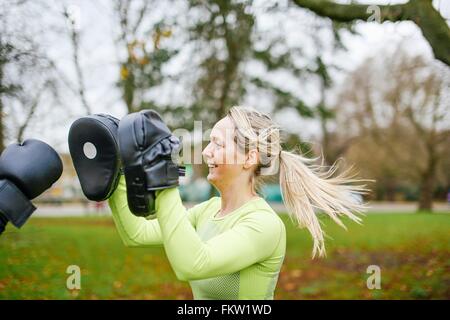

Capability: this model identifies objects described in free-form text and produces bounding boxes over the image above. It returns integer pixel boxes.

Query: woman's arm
[155,188,284,281]
[108,176,199,247]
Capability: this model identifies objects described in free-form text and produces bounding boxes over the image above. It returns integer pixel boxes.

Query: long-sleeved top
[108,176,286,299]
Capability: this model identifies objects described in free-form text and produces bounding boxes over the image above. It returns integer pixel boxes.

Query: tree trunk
[123,60,135,114]
[0,62,4,152]
[218,11,239,120]
[385,178,397,202]
[418,170,434,211]
[411,0,450,67]
[417,157,437,211]
[0,96,4,153]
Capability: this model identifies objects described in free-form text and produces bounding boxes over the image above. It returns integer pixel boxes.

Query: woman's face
[202,117,254,191]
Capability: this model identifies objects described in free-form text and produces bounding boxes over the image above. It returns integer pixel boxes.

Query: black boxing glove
[0,139,63,234]
[118,110,185,217]
[68,114,121,201]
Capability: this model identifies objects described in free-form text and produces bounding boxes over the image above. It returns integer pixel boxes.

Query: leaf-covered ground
[0,213,449,299]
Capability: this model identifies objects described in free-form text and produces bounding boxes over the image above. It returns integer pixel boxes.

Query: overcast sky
[4,0,449,153]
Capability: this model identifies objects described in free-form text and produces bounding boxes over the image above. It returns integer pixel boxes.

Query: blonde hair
[227,106,371,258]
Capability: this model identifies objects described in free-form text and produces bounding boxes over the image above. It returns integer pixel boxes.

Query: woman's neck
[217,179,257,217]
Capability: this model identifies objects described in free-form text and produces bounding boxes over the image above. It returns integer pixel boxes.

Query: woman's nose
[202,143,212,160]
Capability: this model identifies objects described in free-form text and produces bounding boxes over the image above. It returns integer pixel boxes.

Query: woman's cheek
[216,149,227,165]
[224,146,238,165]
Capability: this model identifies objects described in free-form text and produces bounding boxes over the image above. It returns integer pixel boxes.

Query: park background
[0,0,449,299]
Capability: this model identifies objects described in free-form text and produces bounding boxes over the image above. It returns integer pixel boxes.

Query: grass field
[0,212,449,300]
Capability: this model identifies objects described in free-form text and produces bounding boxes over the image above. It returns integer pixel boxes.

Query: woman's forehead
[211,117,235,138]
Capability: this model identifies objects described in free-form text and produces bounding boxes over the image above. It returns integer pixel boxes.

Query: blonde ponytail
[227,106,372,258]
[279,150,370,258]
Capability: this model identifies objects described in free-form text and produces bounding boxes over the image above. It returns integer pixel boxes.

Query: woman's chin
[207,172,219,184]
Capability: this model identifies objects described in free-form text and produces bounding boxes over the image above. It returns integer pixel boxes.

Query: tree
[186,0,327,130]
[292,0,450,66]
[335,47,450,210]
[0,0,61,151]
[186,0,257,129]
[113,0,178,114]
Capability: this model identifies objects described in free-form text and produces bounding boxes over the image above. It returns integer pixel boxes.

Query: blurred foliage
[114,0,342,131]
[115,4,178,113]
[187,0,255,127]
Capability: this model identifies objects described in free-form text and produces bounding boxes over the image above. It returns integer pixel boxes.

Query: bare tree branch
[293,0,407,22]
[63,7,92,114]
[116,0,131,42]
[292,0,450,66]
[132,1,149,35]
[16,86,43,142]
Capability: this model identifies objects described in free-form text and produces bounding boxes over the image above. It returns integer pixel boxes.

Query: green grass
[0,213,449,299]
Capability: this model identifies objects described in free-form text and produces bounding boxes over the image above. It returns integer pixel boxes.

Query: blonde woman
[107,106,369,299]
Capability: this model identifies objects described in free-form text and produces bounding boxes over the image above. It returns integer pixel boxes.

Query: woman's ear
[243,149,259,170]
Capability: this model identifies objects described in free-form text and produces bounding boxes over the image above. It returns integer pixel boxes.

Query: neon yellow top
[108,176,286,300]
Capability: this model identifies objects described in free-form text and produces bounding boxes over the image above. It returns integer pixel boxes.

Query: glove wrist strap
[124,165,155,217]
[0,179,36,228]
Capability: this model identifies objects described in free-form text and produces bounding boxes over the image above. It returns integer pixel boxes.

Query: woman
[108,106,369,299]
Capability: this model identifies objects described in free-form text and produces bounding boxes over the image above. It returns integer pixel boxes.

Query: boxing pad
[0,213,7,234]
[0,139,63,233]
[118,110,185,217]
[68,114,121,201]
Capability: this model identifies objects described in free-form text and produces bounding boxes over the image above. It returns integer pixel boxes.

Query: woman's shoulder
[243,198,286,231]
[249,197,281,217]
